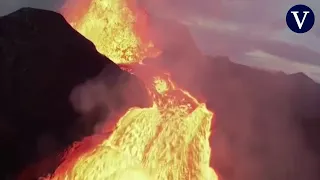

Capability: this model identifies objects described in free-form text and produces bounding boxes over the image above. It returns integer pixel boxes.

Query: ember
[46,0,219,179]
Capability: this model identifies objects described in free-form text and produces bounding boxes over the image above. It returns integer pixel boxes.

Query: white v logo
[290,11,310,29]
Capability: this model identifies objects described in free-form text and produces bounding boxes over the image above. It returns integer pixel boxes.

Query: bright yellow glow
[64,0,160,64]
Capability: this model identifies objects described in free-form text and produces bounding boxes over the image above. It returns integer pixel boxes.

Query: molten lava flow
[48,0,219,179]
[60,0,160,64]
[48,75,217,179]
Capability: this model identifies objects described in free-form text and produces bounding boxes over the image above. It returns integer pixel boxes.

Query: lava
[47,0,219,179]
[60,0,160,64]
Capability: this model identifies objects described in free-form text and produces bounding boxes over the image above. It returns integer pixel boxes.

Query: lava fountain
[46,0,219,179]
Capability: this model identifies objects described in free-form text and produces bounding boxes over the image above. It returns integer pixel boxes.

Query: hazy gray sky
[0,0,65,15]
[140,0,320,81]
[1,0,319,81]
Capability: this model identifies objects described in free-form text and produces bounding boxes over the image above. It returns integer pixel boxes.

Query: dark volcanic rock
[0,8,150,179]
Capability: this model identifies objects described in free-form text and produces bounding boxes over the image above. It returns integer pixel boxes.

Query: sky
[1,0,319,81]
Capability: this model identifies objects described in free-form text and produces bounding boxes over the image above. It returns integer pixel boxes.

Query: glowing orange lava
[47,0,219,179]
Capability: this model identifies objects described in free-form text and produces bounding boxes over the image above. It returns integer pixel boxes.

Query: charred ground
[0,7,320,180]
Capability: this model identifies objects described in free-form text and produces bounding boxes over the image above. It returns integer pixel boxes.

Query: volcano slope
[0,8,150,179]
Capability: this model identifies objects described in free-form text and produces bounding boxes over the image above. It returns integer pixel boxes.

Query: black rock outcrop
[0,8,150,179]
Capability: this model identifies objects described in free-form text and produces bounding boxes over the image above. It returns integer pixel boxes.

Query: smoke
[70,77,113,133]
[69,67,150,135]
[132,1,320,180]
